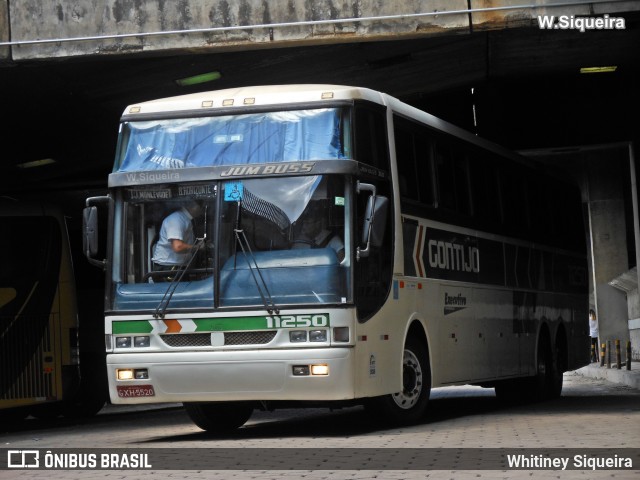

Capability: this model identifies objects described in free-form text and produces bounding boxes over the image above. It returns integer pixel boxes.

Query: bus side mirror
[83,206,99,257]
[357,182,388,260]
[83,196,109,269]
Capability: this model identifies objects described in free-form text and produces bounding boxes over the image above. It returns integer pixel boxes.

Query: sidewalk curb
[574,363,640,390]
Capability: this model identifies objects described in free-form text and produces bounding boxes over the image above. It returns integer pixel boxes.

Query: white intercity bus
[84,85,589,431]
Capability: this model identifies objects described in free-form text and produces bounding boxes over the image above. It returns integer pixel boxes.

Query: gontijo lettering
[428,239,480,273]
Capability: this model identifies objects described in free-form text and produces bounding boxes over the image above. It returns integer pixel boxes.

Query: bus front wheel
[183,402,253,433]
[367,337,431,424]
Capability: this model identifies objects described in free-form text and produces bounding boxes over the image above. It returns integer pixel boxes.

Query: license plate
[117,385,156,398]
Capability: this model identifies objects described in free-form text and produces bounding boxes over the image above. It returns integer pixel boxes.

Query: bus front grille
[160,331,277,348]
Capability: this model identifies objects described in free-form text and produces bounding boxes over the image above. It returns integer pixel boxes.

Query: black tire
[520,331,557,402]
[367,336,431,425]
[62,395,106,419]
[0,409,28,428]
[183,402,253,433]
[497,330,563,403]
[548,334,566,399]
[30,403,64,420]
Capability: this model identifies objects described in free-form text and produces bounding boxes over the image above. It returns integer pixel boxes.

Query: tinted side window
[393,115,435,206]
[435,140,472,216]
[469,152,502,225]
[354,104,393,322]
[354,103,389,172]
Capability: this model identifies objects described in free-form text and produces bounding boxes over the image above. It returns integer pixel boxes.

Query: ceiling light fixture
[175,71,222,87]
[580,66,617,74]
[16,158,56,169]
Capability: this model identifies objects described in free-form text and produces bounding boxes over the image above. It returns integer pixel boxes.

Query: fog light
[117,369,134,381]
[289,330,307,343]
[116,337,131,348]
[309,330,327,342]
[333,327,349,342]
[292,365,310,376]
[135,369,149,379]
[134,336,150,347]
[310,364,329,376]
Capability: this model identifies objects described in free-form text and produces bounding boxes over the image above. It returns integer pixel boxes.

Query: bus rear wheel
[183,402,253,433]
[367,337,431,424]
[520,331,560,402]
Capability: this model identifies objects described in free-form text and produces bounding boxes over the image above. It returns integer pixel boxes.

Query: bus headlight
[309,330,328,342]
[115,336,150,348]
[289,330,307,343]
[292,364,329,376]
[116,368,149,380]
[310,364,329,376]
[117,369,134,380]
[134,336,150,347]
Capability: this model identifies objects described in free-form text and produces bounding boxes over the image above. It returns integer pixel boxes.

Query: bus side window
[393,115,435,206]
[453,153,472,216]
[394,122,417,200]
[354,103,389,172]
[435,143,455,210]
[354,104,393,322]
[500,167,529,237]
[470,152,502,226]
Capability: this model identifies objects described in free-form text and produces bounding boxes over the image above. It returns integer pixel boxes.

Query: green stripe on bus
[194,317,268,332]
[112,320,153,334]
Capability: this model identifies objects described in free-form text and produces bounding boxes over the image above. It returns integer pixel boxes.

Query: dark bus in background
[0,200,106,421]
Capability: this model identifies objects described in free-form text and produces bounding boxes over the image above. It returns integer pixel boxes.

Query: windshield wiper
[153,237,205,319]
[233,200,279,315]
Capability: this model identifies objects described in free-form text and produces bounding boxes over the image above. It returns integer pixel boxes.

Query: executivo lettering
[428,239,480,273]
[444,292,468,315]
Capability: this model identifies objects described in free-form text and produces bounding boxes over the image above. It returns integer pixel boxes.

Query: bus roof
[122,84,386,117]
[118,83,554,176]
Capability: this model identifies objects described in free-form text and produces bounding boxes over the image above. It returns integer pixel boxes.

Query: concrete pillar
[0,0,8,60]
[586,148,630,348]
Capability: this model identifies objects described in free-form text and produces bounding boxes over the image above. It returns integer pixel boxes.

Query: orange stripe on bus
[163,319,182,333]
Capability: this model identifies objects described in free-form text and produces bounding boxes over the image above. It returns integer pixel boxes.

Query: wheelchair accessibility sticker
[224,182,244,201]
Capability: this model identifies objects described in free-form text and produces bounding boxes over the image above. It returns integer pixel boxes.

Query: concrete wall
[0,0,8,60]
[7,0,467,59]
[2,0,639,61]
[629,288,639,360]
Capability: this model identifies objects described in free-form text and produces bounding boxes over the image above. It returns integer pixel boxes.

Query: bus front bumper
[107,347,355,404]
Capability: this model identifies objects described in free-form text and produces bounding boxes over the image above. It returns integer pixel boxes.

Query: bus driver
[152,200,203,271]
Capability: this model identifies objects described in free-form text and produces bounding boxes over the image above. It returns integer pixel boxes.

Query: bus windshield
[112,175,351,312]
[115,108,348,172]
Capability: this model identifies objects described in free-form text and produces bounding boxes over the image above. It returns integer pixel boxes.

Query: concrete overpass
[0,0,639,357]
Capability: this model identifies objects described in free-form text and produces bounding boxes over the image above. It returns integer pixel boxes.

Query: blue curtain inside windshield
[117,109,344,172]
